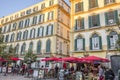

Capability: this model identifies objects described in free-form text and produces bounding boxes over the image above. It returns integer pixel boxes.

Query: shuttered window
[75,18,84,30]
[89,0,98,9]
[75,2,83,13]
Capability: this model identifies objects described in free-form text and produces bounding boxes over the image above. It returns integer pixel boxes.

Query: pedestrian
[98,65,104,80]
[55,65,59,78]
[105,68,115,80]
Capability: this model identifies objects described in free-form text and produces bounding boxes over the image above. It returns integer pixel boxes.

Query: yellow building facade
[0,0,70,67]
[70,0,120,58]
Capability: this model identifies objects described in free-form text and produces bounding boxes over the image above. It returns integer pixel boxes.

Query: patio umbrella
[57,57,80,62]
[41,57,59,61]
[11,57,21,61]
[0,58,5,61]
[80,56,110,62]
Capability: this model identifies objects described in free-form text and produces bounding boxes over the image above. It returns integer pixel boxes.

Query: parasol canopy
[11,57,21,61]
[41,57,59,61]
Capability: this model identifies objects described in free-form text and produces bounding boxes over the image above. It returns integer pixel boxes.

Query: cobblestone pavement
[0,73,57,80]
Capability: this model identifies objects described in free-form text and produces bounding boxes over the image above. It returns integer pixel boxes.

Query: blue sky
[0,0,70,18]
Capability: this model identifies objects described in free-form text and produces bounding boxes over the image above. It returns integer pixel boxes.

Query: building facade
[0,0,70,65]
[70,0,120,58]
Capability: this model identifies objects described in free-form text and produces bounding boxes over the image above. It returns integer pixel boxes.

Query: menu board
[38,69,44,78]
[8,67,12,73]
[59,69,64,80]
[76,72,82,80]
[33,69,39,77]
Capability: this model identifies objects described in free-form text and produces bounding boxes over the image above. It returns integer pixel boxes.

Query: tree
[24,49,37,64]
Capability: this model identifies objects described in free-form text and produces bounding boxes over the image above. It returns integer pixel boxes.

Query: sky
[0,0,70,18]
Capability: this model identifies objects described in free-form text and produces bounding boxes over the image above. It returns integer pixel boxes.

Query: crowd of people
[0,62,116,80]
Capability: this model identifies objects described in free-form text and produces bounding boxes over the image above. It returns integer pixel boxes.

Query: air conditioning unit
[108,19,114,24]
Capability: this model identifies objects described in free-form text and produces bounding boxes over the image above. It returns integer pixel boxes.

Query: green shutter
[75,39,77,51]
[99,36,102,49]
[83,38,85,50]
[89,16,92,28]
[75,3,77,12]
[46,26,48,35]
[96,0,98,7]
[81,18,84,29]
[89,0,91,9]
[105,12,108,26]
[42,28,44,36]
[48,12,50,20]
[52,11,54,20]
[104,0,107,5]
[97,14,100,26]
[51,25,53,35]
[113,0,115,2]
[90,38,92,50]
[75,19,77,30]
[107,35,110,49]
[81,2,84,11]
[114,10,118,24]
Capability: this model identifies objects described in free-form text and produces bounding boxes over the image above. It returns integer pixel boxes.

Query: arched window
[37,41,41,54]
[5,34,9,42]
[37,27,44,37]
[16,31,22,41]
[32,16,37,25]
[21,43,26,54]
[107,31,118,49]
[30,28,36,38]
[46,24,53,36]
[23,30,28,40]
[46,39,51,52]
[10,33,15,42]
[18,20,24,29]
[74,35,85,51]
[24,18,30,27]
[29,42,33,51]
[90,33,102,50]
[12,23,17,30]
[15,44,19,54]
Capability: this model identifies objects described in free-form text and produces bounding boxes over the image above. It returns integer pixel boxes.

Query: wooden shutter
[107,35,110,49]
[42,27,44,36]
[105,12,108,25]
[114,10,118,23]
[75,19,77,30]
[75,39,77,51]
[83,38,85,50]
[51,25,53,35]
[81,18,84,29]
[97,14,100,26]
[99,36,102,49]
[90,38,92,50]
[89,16,92,28]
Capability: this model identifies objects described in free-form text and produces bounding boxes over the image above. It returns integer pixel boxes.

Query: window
[29,42,33,51]
[107,31,118,49]
[16,31,22,41]
[46,39,51,53]
[7,24,11,32]
[21,11,25,16]
[26,9,31,14]
[3,26,6,33]
[41,3,45,9]
[47,11,54,20]
[46,24,53,36]
[18,20,24,29]
[75,17,84,30]
[39,14,44,23]
[33,6,38,12]
[30,29,36,39]
[32,16,37,25]
[74,36,85,51]
[21,43,26,54]
[24,18,30,27]
[10,33,15,42]
[90,34,102,50]
[23,30,28,40]
[104,0,115,5]
[15,44,19,54]
[89,0,98,9]
[5,34,9,42]
[37,27,44,37]
[12,23,17,30]
[105,10,118,26]
[75,2,83,13]
[89,14,100,28]
[49,0,54,6]
[37,41,41,54]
